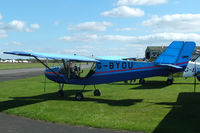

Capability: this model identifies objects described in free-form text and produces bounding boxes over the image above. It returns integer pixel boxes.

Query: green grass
[0,63,55,70]
[0,76,199,133]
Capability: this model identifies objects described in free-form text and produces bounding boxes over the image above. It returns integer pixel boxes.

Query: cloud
[59,32,200,44]
[7,20,26,31]
[0,19,40,39]
[117,0,168,6]
[101,6,144,18]
[0,30,7,38]
[59,33,99,42]
[11,41,23,46]
[25,28,34,32]
[115,27,136,31]
[0,13,2,20]
[62,45,97,56]
[54,21,60,26]
[0,13,40,38]
[142,14,200,32]
[30,24,40,29]
[68,21,113,32]
[0,20,40,32]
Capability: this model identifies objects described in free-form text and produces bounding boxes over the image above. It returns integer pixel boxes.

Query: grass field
[0,76,200,133]
[0,63,55,70]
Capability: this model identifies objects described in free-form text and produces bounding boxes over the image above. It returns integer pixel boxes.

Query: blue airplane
[4,41,195,100]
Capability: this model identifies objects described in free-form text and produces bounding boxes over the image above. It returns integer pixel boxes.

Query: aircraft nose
[44,67,58,82]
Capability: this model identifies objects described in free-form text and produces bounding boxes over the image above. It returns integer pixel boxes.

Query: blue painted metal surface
[95,56,130,60]
[3,51,98,62]
[4,41,196,85]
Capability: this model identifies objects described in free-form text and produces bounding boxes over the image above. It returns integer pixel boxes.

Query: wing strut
[33,56,65,82]
[62,59,70,84]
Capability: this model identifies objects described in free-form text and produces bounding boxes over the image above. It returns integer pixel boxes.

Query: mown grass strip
[0,76,199,133]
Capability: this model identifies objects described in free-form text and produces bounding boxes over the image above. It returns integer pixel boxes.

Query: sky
[1,0,200,59]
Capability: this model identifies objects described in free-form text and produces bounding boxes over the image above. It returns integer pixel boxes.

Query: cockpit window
[190,54,200,62]
[59,61,96,78]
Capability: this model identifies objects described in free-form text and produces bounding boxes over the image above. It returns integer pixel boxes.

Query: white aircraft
[183,55,200,91]
[183,56,200,78]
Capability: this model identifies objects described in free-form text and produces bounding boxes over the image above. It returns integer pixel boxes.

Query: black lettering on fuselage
[97,63,102,69]
[109,62,114,69]
[128,62,133,69]
[122,62,126,69]
[99,61,134,70]
[116,62,120,69]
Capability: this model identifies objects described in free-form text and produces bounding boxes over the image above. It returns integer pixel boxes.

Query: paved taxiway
[0,113,142,133]
[0,68,44,81]
[0,68,143,133]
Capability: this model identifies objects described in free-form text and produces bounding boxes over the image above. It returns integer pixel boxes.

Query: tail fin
[154,41,196,65]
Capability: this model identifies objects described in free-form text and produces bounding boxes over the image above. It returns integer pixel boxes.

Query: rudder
[154,41,195,65]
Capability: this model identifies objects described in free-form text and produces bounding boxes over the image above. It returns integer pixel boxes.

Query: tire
[166,79,173,85]
[75,92,84,100]
[58,90,64,97]
[94,89,101,96]
[139,79,145,84]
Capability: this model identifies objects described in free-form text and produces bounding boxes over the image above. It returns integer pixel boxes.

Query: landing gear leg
[93,85,101,96]
[58,83,64,97]
[75,85,85,100]
[166,74,174,85]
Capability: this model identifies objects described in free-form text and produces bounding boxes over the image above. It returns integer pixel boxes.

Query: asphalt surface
[0,68,144,133]
[0,113,143,133]
[0,68,44,81]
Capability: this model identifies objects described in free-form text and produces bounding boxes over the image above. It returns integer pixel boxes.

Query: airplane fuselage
[45,60,187,85]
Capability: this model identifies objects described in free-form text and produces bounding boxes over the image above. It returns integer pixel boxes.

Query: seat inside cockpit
[59,61,96,79]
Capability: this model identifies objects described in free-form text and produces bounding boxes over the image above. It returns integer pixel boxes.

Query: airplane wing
[3,51,98,62]
[95,56,131,60]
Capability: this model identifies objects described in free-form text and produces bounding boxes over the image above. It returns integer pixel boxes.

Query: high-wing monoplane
[4,41,195,100]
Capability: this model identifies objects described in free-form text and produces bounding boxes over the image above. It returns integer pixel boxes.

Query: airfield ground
[0,74,200,133]
[0,63,55,70]
[0,63,44,70]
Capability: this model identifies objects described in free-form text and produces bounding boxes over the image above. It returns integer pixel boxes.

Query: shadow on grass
[0,90,143,112]
[153,92,200,133]
[130,81,168,90]
[173,82,200,85]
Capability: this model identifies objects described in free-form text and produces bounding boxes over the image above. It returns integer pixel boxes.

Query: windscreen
[59,61,95,78]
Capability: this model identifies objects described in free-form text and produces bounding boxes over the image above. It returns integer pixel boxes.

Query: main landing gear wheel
[94,89,101,96]
[58,89,64,97]
[75,92,84,101]
[166,79,173,85]
[139,78,145,84]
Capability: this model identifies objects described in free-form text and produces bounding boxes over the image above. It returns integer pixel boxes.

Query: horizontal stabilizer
[3,51,98,62]
[158,64,183,69]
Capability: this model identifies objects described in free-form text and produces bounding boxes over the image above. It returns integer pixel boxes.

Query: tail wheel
[166,79,173,85]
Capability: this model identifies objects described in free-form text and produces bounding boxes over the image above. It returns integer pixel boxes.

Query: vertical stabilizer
[154,41,195,65]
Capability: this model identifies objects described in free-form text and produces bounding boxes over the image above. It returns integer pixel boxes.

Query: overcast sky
[1,0,200,59]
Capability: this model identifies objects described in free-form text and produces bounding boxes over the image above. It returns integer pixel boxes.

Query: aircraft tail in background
[154,41,196,67]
